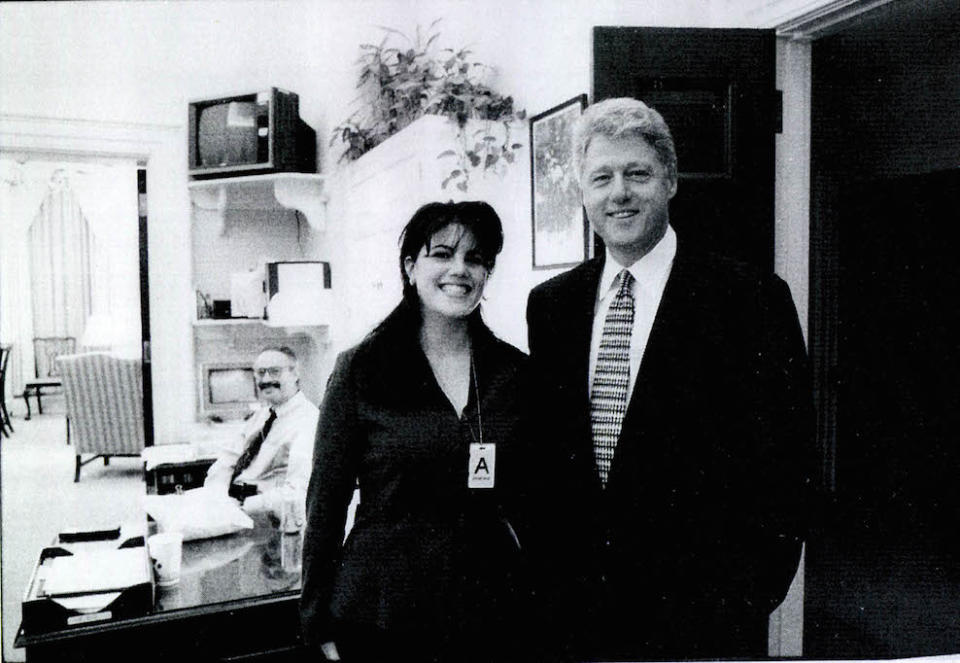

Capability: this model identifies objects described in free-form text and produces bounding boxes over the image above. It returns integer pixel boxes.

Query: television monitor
[188,88,317,179]
[199,362,259,420]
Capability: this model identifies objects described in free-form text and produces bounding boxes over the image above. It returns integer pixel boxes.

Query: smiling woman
[403,224,489,327]
[299,200,542,662]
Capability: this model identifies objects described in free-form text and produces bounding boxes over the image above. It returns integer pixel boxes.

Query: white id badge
[468,443,495,489]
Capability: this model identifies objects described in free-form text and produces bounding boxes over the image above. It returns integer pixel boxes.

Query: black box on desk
[21,530,154,635]
[147,458,217,495]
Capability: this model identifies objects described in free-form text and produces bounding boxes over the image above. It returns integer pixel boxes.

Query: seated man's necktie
[231,408,277,484]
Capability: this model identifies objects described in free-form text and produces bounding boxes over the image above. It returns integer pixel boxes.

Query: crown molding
[0,114,180,159]
[772,0,896,40]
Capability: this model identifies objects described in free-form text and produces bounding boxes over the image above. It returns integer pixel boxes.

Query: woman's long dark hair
[372,200,504,340]
[398,201,503,304]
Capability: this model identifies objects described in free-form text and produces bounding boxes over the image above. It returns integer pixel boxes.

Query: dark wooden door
[594,27,778,271]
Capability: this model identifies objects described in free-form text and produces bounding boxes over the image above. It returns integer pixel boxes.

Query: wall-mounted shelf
[188,173,327,231]
[192,318,262,327]
[193,318,330,330]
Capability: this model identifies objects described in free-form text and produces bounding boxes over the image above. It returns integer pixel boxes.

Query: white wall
[1,1,729,130]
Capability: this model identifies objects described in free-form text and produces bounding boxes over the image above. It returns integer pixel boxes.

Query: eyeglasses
[254,366,292,379]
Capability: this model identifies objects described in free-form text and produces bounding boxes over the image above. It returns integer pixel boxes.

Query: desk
[16,515,304,662]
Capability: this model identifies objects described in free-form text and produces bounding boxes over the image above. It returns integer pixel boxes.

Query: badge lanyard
[468,354,495,488]
[472,355,483,446]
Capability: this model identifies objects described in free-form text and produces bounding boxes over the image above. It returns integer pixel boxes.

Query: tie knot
[616,270,634,297]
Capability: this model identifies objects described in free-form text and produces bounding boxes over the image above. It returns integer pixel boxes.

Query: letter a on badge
[468,443,495,488]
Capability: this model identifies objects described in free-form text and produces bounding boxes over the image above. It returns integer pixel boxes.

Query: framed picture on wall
[530,94,589,270]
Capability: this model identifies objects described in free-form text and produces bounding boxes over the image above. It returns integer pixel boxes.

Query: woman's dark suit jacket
[299,304,531,650]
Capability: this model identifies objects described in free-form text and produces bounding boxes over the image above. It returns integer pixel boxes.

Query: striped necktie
[590,270,635,487]
[231,408,277,483]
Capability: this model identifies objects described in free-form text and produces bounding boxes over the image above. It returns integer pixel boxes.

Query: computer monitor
[199,362,258,420]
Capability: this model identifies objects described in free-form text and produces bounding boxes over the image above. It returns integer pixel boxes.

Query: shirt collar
[598,224,677,299]
[271,389,305,418]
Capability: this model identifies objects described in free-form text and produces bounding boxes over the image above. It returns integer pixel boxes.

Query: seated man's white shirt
[204,390,319,516]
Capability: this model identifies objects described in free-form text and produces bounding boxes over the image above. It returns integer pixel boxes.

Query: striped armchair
[57,352,145,481]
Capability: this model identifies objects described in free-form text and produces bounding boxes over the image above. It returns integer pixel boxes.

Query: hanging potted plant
[332,20,526,191]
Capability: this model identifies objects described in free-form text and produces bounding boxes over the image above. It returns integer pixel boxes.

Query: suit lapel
[553,258,604,489]
[564,257,604,409]
[630,247,692,404]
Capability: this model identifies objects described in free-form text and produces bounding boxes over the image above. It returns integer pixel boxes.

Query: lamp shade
[80,312,117,350]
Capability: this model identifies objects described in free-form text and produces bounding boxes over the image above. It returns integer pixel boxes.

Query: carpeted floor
[0,395,146,662]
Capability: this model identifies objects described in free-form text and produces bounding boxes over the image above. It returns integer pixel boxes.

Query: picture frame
[530,94,589,270]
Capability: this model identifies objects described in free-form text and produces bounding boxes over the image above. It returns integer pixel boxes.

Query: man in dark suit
[526,98,813,660]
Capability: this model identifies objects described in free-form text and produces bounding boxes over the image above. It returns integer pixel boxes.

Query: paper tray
[21,533,154,635]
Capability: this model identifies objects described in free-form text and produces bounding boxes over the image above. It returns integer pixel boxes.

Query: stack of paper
[42,549,149,597]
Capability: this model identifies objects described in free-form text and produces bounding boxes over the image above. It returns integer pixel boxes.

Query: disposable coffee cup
[148,531,183,587]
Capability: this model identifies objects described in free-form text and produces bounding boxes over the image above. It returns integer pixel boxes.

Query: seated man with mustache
[203,346,320,517]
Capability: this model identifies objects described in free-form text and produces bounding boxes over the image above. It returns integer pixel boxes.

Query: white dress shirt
[204,390,319,517]
[588,225,677,404]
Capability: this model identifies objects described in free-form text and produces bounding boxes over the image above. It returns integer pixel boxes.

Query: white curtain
[28,173,97,339]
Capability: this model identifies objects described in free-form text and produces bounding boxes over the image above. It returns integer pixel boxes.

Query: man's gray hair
[572,97,677,183]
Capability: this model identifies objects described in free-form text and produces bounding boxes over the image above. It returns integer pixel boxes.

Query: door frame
[0,113,180,445]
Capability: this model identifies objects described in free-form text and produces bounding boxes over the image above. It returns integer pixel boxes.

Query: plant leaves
[333,19,527,167]
[378,26,408,40]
